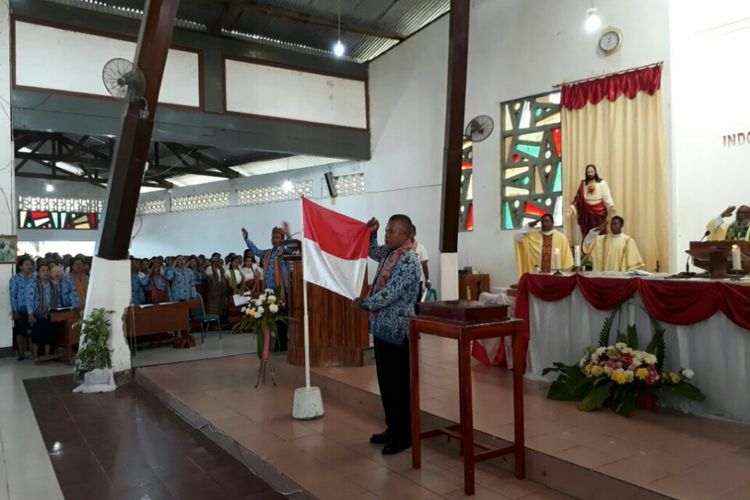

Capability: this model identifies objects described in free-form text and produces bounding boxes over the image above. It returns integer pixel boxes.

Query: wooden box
[417,300,508,322]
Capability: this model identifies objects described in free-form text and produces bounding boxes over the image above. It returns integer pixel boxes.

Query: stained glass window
[500,91,562,229]
[18,210,100,230]
[459,140,474,232]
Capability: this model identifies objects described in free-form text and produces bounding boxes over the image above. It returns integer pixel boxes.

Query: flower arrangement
[231,288,287,361]
[544,307,704,417]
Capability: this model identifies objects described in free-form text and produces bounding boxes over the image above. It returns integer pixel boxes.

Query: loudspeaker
[324,171,338,198]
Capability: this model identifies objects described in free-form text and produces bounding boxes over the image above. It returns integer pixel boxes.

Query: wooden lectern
[284,255,370,367]
[688,241,750,277]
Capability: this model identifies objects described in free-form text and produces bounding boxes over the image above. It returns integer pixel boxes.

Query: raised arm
[242,228,269,259]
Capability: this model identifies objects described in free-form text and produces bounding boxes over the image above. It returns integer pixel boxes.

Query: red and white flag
[302,198,370,299]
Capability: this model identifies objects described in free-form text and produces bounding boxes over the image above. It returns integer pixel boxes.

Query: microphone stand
[680,231,711,277]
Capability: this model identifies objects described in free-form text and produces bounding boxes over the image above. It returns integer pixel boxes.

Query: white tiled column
[0,0,15,351]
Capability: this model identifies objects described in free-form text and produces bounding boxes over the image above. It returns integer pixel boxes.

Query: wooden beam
[97,0,180,260]
[243,2,405,41]
[210,0,246,36]
[439,0,470,253]
[163,142,240,178]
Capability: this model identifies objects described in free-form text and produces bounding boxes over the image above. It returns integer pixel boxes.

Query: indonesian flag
[302,197,370,299]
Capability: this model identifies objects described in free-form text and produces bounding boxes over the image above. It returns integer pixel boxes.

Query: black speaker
[324,171,338,198]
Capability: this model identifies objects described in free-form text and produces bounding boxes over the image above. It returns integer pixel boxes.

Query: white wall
[669,0,750,269]
[0,2,14,349]
[225,59,368,129]
[130,0,673,291]
[14,21,201,108]
[461,0,671,283]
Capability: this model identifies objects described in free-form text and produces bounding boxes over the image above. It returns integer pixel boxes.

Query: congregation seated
[582,216,644,272]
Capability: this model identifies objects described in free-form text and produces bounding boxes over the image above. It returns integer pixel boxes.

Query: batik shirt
[26,279,61,318]
[141,274,169,303]
[57,275,81,309]
[131,273,145,305]
[9,273,35,313]
[362,235,421,345]
[167,267,197,302]
[244,238,294,292]
[192,269,203,287]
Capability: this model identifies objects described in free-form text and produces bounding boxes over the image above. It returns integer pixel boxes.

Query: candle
[574,245,581,268]
[553,248,561,271]
[732,244,742,271]
[628,304,635,326]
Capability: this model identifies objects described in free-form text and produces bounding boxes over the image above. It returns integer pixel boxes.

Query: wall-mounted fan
[102,57,149,116]
[464,115,494,142]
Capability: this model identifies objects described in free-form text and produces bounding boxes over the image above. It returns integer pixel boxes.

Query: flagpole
[292,196,324,420]
[303,249,311,390]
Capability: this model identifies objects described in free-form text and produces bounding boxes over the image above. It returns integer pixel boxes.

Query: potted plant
[543,306,705,417]
[73,308,115,391]
[231,288,289,387]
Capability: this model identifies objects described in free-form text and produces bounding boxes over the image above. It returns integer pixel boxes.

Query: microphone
[683,230,711,275]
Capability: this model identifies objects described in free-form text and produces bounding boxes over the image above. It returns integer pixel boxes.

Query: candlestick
[732,244,742,271]
[553,248,561,271]
[628,304,635,326]
[574,245,581,268]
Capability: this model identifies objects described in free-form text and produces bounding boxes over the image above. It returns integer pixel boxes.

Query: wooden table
[124,300,201,350]
[409,315,525,495]
[49,310,82,364]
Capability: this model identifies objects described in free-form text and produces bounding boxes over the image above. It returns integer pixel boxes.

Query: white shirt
[413,241,429,282]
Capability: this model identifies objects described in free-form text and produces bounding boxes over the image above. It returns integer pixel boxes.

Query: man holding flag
[353,214,421,455]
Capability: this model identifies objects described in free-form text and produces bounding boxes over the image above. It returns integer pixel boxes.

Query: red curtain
[515,274,750,345]
[561,66,662,110]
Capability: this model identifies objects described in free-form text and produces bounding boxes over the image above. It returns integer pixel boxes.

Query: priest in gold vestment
[582,216,644,272]
[706,205,750,241]
[515,214,574,278]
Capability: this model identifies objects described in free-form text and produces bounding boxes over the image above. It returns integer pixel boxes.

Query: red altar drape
[515,274,750,345]
[478,274,750,367]
[561,66,662,110]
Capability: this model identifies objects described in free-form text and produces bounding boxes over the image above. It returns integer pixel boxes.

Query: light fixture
[45,183,54,193]
[332,0,346,57]
[282,180,294,193]
[333,40,345,57]
[585,7,602,33]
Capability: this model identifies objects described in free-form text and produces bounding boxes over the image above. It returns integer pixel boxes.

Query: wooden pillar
[96,0,181,260]
[439,0,470,300]
[439,0,471,253]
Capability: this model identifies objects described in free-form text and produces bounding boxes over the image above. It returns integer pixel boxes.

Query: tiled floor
[0,357,71,500]
[131,330,256,367]
[0,332,254,500]
[314,336,750,500]
[138,354,568,500]
[25,375,283,500]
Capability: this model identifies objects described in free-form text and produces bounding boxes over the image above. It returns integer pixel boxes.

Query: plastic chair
[190,294,222,342]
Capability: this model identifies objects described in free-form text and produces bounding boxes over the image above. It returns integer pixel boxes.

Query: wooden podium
[688,241,750,277]
[284,255,370,367]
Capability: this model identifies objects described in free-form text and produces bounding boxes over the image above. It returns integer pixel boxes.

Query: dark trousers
[31,318,56,348]
[373,336,411,445]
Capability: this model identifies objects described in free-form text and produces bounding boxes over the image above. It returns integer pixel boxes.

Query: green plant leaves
[578,380,613,411]
[598,309,618,347]
[74,308,114,372]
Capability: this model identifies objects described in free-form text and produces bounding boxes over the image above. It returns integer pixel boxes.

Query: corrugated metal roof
[49,0,450,62]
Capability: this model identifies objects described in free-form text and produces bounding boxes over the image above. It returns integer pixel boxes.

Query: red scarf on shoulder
[371,240,414,295]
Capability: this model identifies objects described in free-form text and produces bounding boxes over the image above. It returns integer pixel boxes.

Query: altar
[512,273,750,422]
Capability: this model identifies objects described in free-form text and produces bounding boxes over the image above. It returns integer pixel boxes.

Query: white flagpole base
[292,386,325,420]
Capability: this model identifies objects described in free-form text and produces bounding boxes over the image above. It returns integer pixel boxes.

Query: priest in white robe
[515,213,573,278]
[582,216,644,272]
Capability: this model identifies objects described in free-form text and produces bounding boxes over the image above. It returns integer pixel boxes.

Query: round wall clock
[599,27,623,54]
